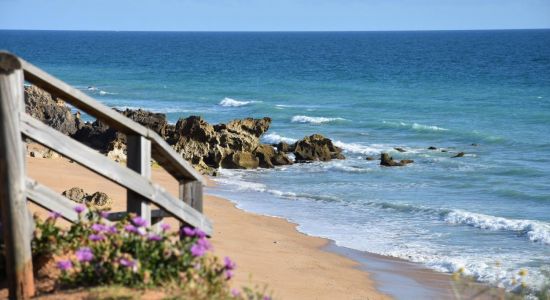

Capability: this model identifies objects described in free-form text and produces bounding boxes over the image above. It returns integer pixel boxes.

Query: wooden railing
[0,52,212,299]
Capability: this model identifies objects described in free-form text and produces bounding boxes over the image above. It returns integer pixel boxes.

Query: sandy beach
[25,155,390,299]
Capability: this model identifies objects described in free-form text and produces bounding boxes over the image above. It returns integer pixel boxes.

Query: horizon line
[1,28,550,33]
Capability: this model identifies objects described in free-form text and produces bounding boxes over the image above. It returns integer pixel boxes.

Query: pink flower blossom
[124,224,137,233]
[75,247,94,262]
[131,216,147,227]
[148,233,162,241]
[89,234,105,242]
[231,288,240,297]
[224,256,236,271]
[91,223,105,232]
[74,205,85,214]
[100,211,110,219]
[57,260,73,271]
[181,226,196,237]
[160,223,171,231]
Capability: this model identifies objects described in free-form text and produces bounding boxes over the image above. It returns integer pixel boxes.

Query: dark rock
[224,117,272,138]
[86,192,112,208]
[394,147,407,153]
[452,152,465,158]
[365,156,377,161]
[25,85,81,135]
[62,187,87,203]
[441,149,448,153]
[276,141,294,153]
[471,143,478,146]
[120,109,168,137]
[427,146,438,150]
[380,153,413,167]
[272,152,293,166]
[293,134,345,162]
[255,144,277,168]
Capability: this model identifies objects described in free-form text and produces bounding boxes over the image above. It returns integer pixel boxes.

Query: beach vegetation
[1,206,271,299]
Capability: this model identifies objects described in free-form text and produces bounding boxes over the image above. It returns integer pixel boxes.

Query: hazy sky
[1,0,549,31]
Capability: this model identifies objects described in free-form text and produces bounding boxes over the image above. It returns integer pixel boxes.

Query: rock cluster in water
[24,85,345,175]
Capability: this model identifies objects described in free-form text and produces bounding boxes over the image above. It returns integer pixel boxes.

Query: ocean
[2,30,549,293]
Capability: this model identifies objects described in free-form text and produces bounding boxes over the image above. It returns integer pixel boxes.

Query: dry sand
[24,156,390,300]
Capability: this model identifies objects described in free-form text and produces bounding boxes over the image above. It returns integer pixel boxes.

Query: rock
[106,140,127,162]
[452,152,465,158]
[62,187,87,203]
[221,151,259,169]
[43,149,60,159]
[86,192,112,209]
[293,134,345,162]
[427,146,438,150]
[30,150,44,158]
[24,85,82,135]
[380,153,413,167]
[441,149,448,153]
[272,152,293,166]
[121,109,168,137]
[254,144,277,168]
[224,117,272,138]
[400,159,414,165]
[394,147,407,153]
[471,143,478,146]
[72,119,120,152]
[276,142,294,153]
[365,156,377,161]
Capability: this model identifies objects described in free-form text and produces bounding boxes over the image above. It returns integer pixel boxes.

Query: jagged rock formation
[61,187,112,209]
[24,85,345,174]
[380,153,414,167]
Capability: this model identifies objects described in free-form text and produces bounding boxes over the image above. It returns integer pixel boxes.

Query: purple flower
[57,260,73,271]
[231,289,240,297]
[263,296,271,300]
[100,211,110,219]
[190,244,206,257]
[131,216,147,227]
[160,223,171,231]
[190,236,211,257]
[224,256,236,271]
[124,224,137,233]
[75,247,94,262]
[196,229,206,238]
[106,225,118,234]
[89,234,105,242]
[48,211,61,220]
[148,233,162,241]
[225,270,234,280]
[181,226,196,237]
[119,257,136,268]
[74,205,85,214]
[91,223,105,232]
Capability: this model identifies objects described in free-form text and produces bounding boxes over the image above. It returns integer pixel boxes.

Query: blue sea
[2,30,550,293]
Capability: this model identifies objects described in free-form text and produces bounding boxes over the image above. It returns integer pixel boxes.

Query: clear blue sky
[1,0,549,31]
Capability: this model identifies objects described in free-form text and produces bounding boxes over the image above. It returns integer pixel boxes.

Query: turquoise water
[2,30,550,292]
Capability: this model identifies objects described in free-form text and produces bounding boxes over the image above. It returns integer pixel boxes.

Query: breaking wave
[219,97,256,107]
[291,115,346,124]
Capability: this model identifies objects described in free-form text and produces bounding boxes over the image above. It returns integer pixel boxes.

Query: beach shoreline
[22,155,510,299]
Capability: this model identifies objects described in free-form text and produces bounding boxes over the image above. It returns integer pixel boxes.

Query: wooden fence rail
[0,51,211,299]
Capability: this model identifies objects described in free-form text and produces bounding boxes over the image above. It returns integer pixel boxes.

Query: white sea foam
[444,210,550,244]
[261,133,298,144]
[333,141,391,155]
[383,121,448,132]
[291,115,346,124]
[219,97,255,107]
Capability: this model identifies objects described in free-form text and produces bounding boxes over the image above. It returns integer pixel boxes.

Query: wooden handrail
[0,51,213,299]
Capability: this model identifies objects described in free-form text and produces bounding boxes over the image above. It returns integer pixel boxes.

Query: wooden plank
[180,180,203,212]
[20,58,204,183]
[126,135,152,224]
[105,209,168,222]
[20,115,212,234]
[26,179,86,223]
[0,52,36,299]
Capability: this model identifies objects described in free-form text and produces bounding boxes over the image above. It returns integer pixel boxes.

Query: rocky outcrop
[380,153,413,167]
[293,134,345,162]
[24,85,345,174]
[24,85,83,135]
[394,147,407,153]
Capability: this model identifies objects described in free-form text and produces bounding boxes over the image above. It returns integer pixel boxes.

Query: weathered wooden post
[126,135,152,224]
[0,52,35,299]
[179,180,203,213]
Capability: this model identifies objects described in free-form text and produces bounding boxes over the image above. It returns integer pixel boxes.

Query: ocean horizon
[2,29,549,293]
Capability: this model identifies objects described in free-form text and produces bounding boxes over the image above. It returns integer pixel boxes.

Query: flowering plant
[28,206,271,299]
